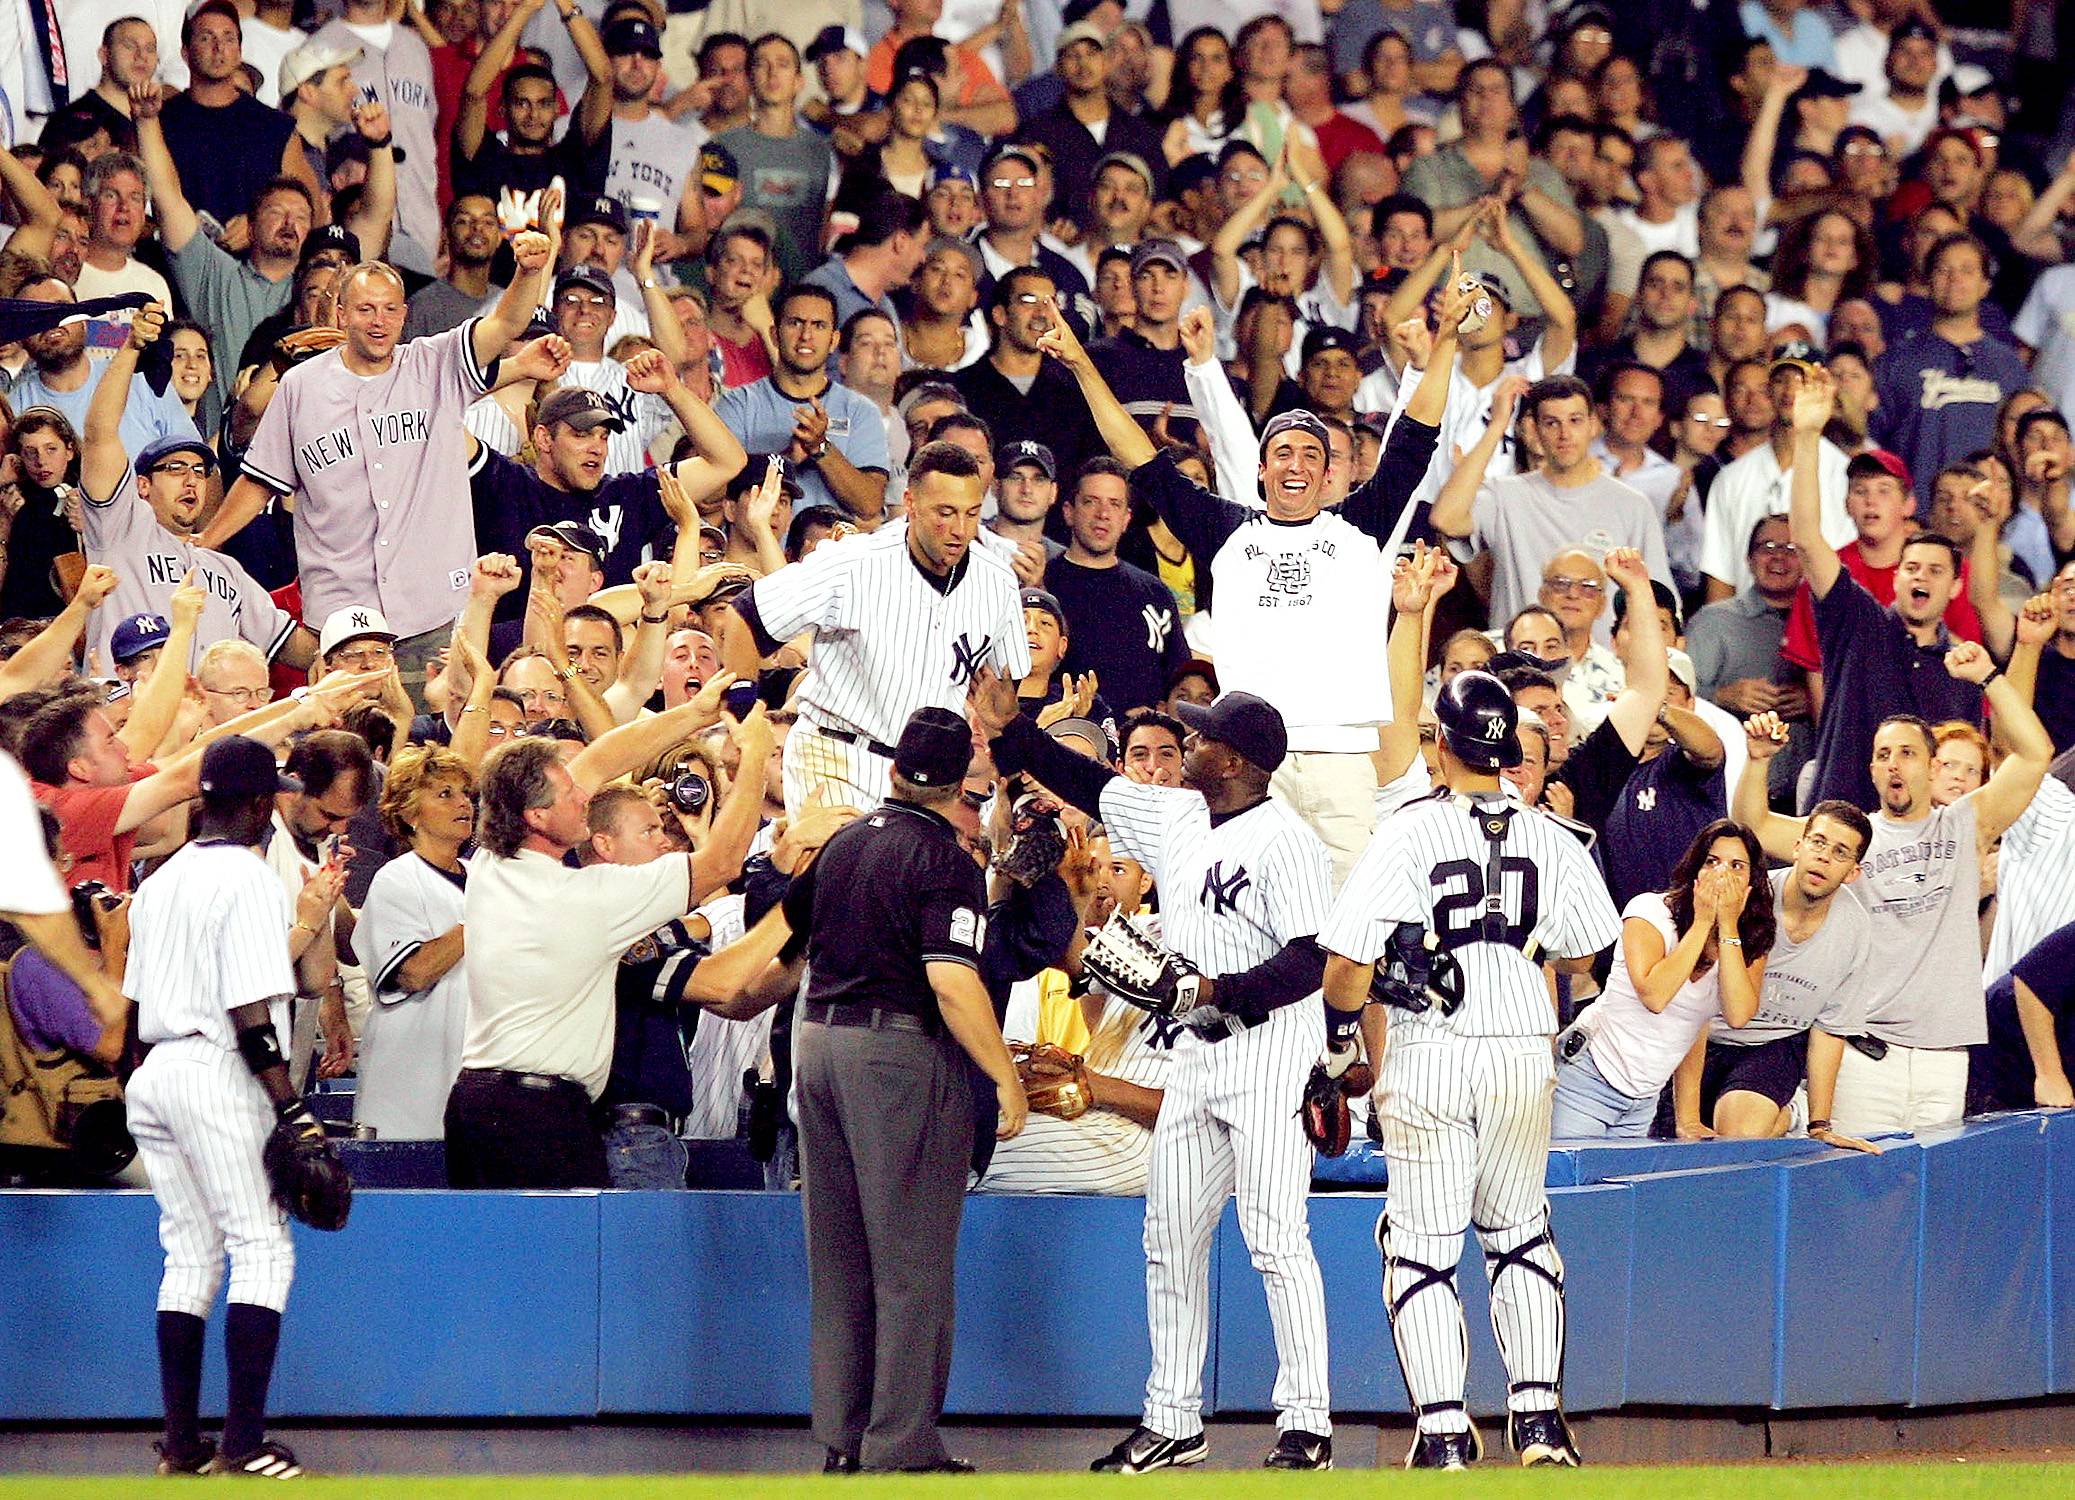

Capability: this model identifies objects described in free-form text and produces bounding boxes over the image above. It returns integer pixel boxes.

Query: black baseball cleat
[152,1437,216,1475]
[208,1440,306,1478]
[821,1450,859,1474]
[899,1458,977,1474]
[1264,1430,1333,1469]
[1405,1426,1483,1470]
[1510,1408,1583,1467]
[1090,1425,1209,1473]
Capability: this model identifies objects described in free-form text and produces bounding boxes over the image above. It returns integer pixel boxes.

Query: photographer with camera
[582,708,776,1186]
[1,806,140,1185]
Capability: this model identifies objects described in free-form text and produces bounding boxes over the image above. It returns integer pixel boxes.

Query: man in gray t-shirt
[1433,376,1669,644]
[715,36,834,284]
[1736,654,2055,1136]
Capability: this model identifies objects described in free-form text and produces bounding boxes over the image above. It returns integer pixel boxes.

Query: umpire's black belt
[459,1067,587,1097]
[803,1002,941,1037]
[806,720,900,759]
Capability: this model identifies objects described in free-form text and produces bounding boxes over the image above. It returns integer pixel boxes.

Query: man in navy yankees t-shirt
[1043,456,1187,714]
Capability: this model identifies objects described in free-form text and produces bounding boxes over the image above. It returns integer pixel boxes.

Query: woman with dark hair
[1765,208,1877,343]
[1590,52,1654,142]
[1156,26,1248,165]
[878,71,947,199]
[1551,821,1774,1138]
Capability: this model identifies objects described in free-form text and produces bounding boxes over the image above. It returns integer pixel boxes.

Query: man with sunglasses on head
[953,267,1105,488]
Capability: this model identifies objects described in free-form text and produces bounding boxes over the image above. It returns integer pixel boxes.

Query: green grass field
[0,1465,2068,1499]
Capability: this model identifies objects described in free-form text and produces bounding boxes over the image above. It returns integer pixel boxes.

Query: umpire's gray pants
[797,1016,973,1471]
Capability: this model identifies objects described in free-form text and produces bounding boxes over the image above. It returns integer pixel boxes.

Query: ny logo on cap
[350,610,373,630]
[132,615,156,632]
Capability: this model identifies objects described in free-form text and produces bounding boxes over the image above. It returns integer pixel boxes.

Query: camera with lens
[668,768,712,815]
[70,880,118,949]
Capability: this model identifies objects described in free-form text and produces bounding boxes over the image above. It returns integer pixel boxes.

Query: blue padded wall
[0,1116,2062,1423]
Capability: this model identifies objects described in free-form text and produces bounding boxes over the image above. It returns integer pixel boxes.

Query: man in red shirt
[1781,449,1981,713]
[1286,43,1384,174]
[20,693,201,893]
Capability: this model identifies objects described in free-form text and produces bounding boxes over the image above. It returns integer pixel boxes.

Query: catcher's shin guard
[1376,1213,1472,1434]
[1476,1213,1568,1416]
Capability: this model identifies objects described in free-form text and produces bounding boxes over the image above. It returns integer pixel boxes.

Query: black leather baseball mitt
[1300,1057,1376,1157]
[263,1103,353,1231]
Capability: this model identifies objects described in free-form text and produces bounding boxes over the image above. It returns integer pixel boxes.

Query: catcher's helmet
[1435,670,1523,770]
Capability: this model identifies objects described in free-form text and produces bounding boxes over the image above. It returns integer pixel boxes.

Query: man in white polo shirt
[444,675,738,1188]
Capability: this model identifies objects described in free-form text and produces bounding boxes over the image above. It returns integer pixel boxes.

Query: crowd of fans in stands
[2,0,2075,1191]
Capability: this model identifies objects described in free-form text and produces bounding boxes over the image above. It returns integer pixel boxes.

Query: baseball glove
[1012,1041,1094,1120]
[1079,912,1205,1020]
[262,1104,353,1231]
[270,325,347,373]
[1300,1052,1377,1157]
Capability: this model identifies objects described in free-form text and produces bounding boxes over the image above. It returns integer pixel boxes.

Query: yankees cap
[317,605,398,659]
[724,455,804,501]
[299,223,362,268]
[199,735,301,802]
[553,263,618,304]
[137,434,217,474]
[1020,588,1066,630]
[1300,324,1360,364]
[602,14,663,57]
[525,520,608,565]
[1173,691,1288,775]
[894,706,973,787]
[805,24,868,63]
[109,613,171,664]
[567,195,629,236]
[538,386,626,433]
[999,439,1055,479]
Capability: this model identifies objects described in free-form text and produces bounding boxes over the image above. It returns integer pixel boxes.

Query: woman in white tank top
[1552,820,1775,1138]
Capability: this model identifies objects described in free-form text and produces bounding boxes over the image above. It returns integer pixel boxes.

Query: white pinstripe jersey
[129,841,296,1052]
[1321,790,1622,1038]
[1983,777,2075,985]
[744,521,1032,746]
[1096,781,1334,978]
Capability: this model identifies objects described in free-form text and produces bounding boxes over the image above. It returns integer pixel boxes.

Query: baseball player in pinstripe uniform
[969,669,1340,1473]
[1321,667,1622,1471]
[200,196,563,689]
[125,738,339,1479]
[719,442,1031,816]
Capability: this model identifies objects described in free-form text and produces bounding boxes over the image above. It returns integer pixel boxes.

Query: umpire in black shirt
[781,706,1027,1474]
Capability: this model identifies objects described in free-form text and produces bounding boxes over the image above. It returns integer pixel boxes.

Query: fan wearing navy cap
[466,378,748,616]
[803,26,885,134]
[548,260,699,476]
[1846,17,1943,155]
[598,10,712,252]
[1089,239,1204,448]
[77,305,315,674]
[1014,586,1117,744]
[452,0,613,204]
[1041,278,1456,881]
[1044,458,1188,714]
[778,705,1026,1474]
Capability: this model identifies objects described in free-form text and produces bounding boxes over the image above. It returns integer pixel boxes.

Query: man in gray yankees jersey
[1321,670,1621,1472]
[969,673,1340,1475]
[76,304,318,672]
[203,209,562,695]
[718,441,1030,817]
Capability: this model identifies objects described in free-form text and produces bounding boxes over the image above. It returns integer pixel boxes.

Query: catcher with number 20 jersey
[1321,671,1620,1473]
[970,669,1340,1475]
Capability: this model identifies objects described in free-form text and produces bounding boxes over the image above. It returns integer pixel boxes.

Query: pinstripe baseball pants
[1376,1035,1565,1431]
[1142,1001,1331,1439]
[126,1040,295,1318]
[783,726,895,819]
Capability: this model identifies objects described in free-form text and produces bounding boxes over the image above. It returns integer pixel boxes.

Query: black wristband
[640,610,670,624]
[1980,665,2002,689]
[361,133,392,149]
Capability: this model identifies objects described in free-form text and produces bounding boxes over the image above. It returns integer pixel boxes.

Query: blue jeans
[1550,1047,1655,1139]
